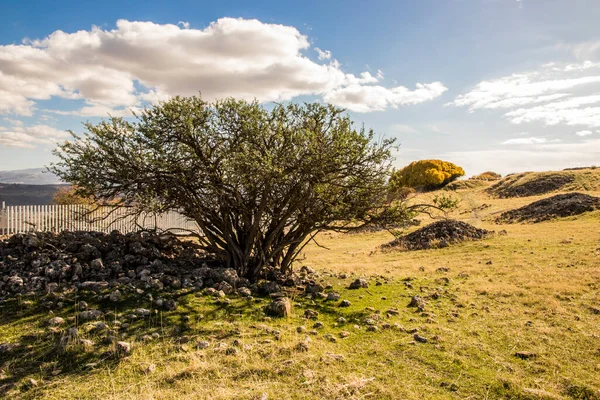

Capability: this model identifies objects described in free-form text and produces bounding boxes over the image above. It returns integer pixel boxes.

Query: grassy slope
[1,170,600,399]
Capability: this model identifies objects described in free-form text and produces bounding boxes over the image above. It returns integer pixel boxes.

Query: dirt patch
[488,172,575,198]
[381,220,491,251]
[496,193,600,223]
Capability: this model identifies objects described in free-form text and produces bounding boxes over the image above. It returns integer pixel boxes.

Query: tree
[50,96,404,280]
[389,159,465,191]
[52,186,95,205]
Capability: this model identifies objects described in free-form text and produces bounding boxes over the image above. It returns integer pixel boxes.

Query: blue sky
[1,0,599,176]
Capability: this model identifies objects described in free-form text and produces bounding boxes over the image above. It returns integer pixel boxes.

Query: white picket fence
[0,203,198,235]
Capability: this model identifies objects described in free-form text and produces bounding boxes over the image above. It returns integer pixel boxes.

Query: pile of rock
[381,220,491,251]
[488,172,575,198]
[496,193,600,223]
[0,230,251,298]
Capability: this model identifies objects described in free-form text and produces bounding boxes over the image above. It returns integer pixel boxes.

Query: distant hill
[0,183,68,206]
[0,168,62,185]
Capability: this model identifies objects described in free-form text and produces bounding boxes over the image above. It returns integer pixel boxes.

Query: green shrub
[389,159,465,190]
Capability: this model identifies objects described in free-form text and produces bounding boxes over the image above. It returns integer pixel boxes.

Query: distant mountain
[0,183,68,206]
[0,168,62,185]
[0,168,66,205]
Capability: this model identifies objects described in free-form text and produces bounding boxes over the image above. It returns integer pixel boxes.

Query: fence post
[0,201,4,235]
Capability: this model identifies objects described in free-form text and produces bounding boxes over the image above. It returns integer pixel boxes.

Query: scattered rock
[299,266,315,275]
[215,281,233,295]
[324,334,337,342]
[408,296,426,310]
[116,341,131,356]
[258,281,281,294]
[196,340,210,349]
[266,297,292,318]
[80,310,104,320]
[109,290,123,302]
[144,364,156,374]
[414,334,428,343]
[326,292,341,301]
[305,282,324,295]
[295,342,309,352]
[339,300,352,307]
[135,308,151,317]
[225,347,238,356]
[48,316,65,326]
[324,353,345,362]
[349,279,369,289]
[163,299,178,311]
[514,351,536,360]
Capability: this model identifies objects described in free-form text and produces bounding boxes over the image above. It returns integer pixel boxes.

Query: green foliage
[50,96,398,279]
[432,193,461,212]
[389,159,465,190]
[52,185,118,205]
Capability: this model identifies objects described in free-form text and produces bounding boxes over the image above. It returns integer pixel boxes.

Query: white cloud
[324,82,447,112]
[451,61,600,128]
[177,21,190,29]
[3,117,23,126]
[575,130,593,137]
[502,137,548,145]
[0,18,445,117]
[315,47,331,60]
[564,61,600,71]
[505,95,600,127]
[0,124,69,148]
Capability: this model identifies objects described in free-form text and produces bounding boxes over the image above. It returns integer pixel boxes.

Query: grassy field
[1,170,599,399]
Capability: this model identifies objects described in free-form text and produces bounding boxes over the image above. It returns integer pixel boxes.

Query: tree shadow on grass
[0,326,123,396]
[0,288,377,396]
